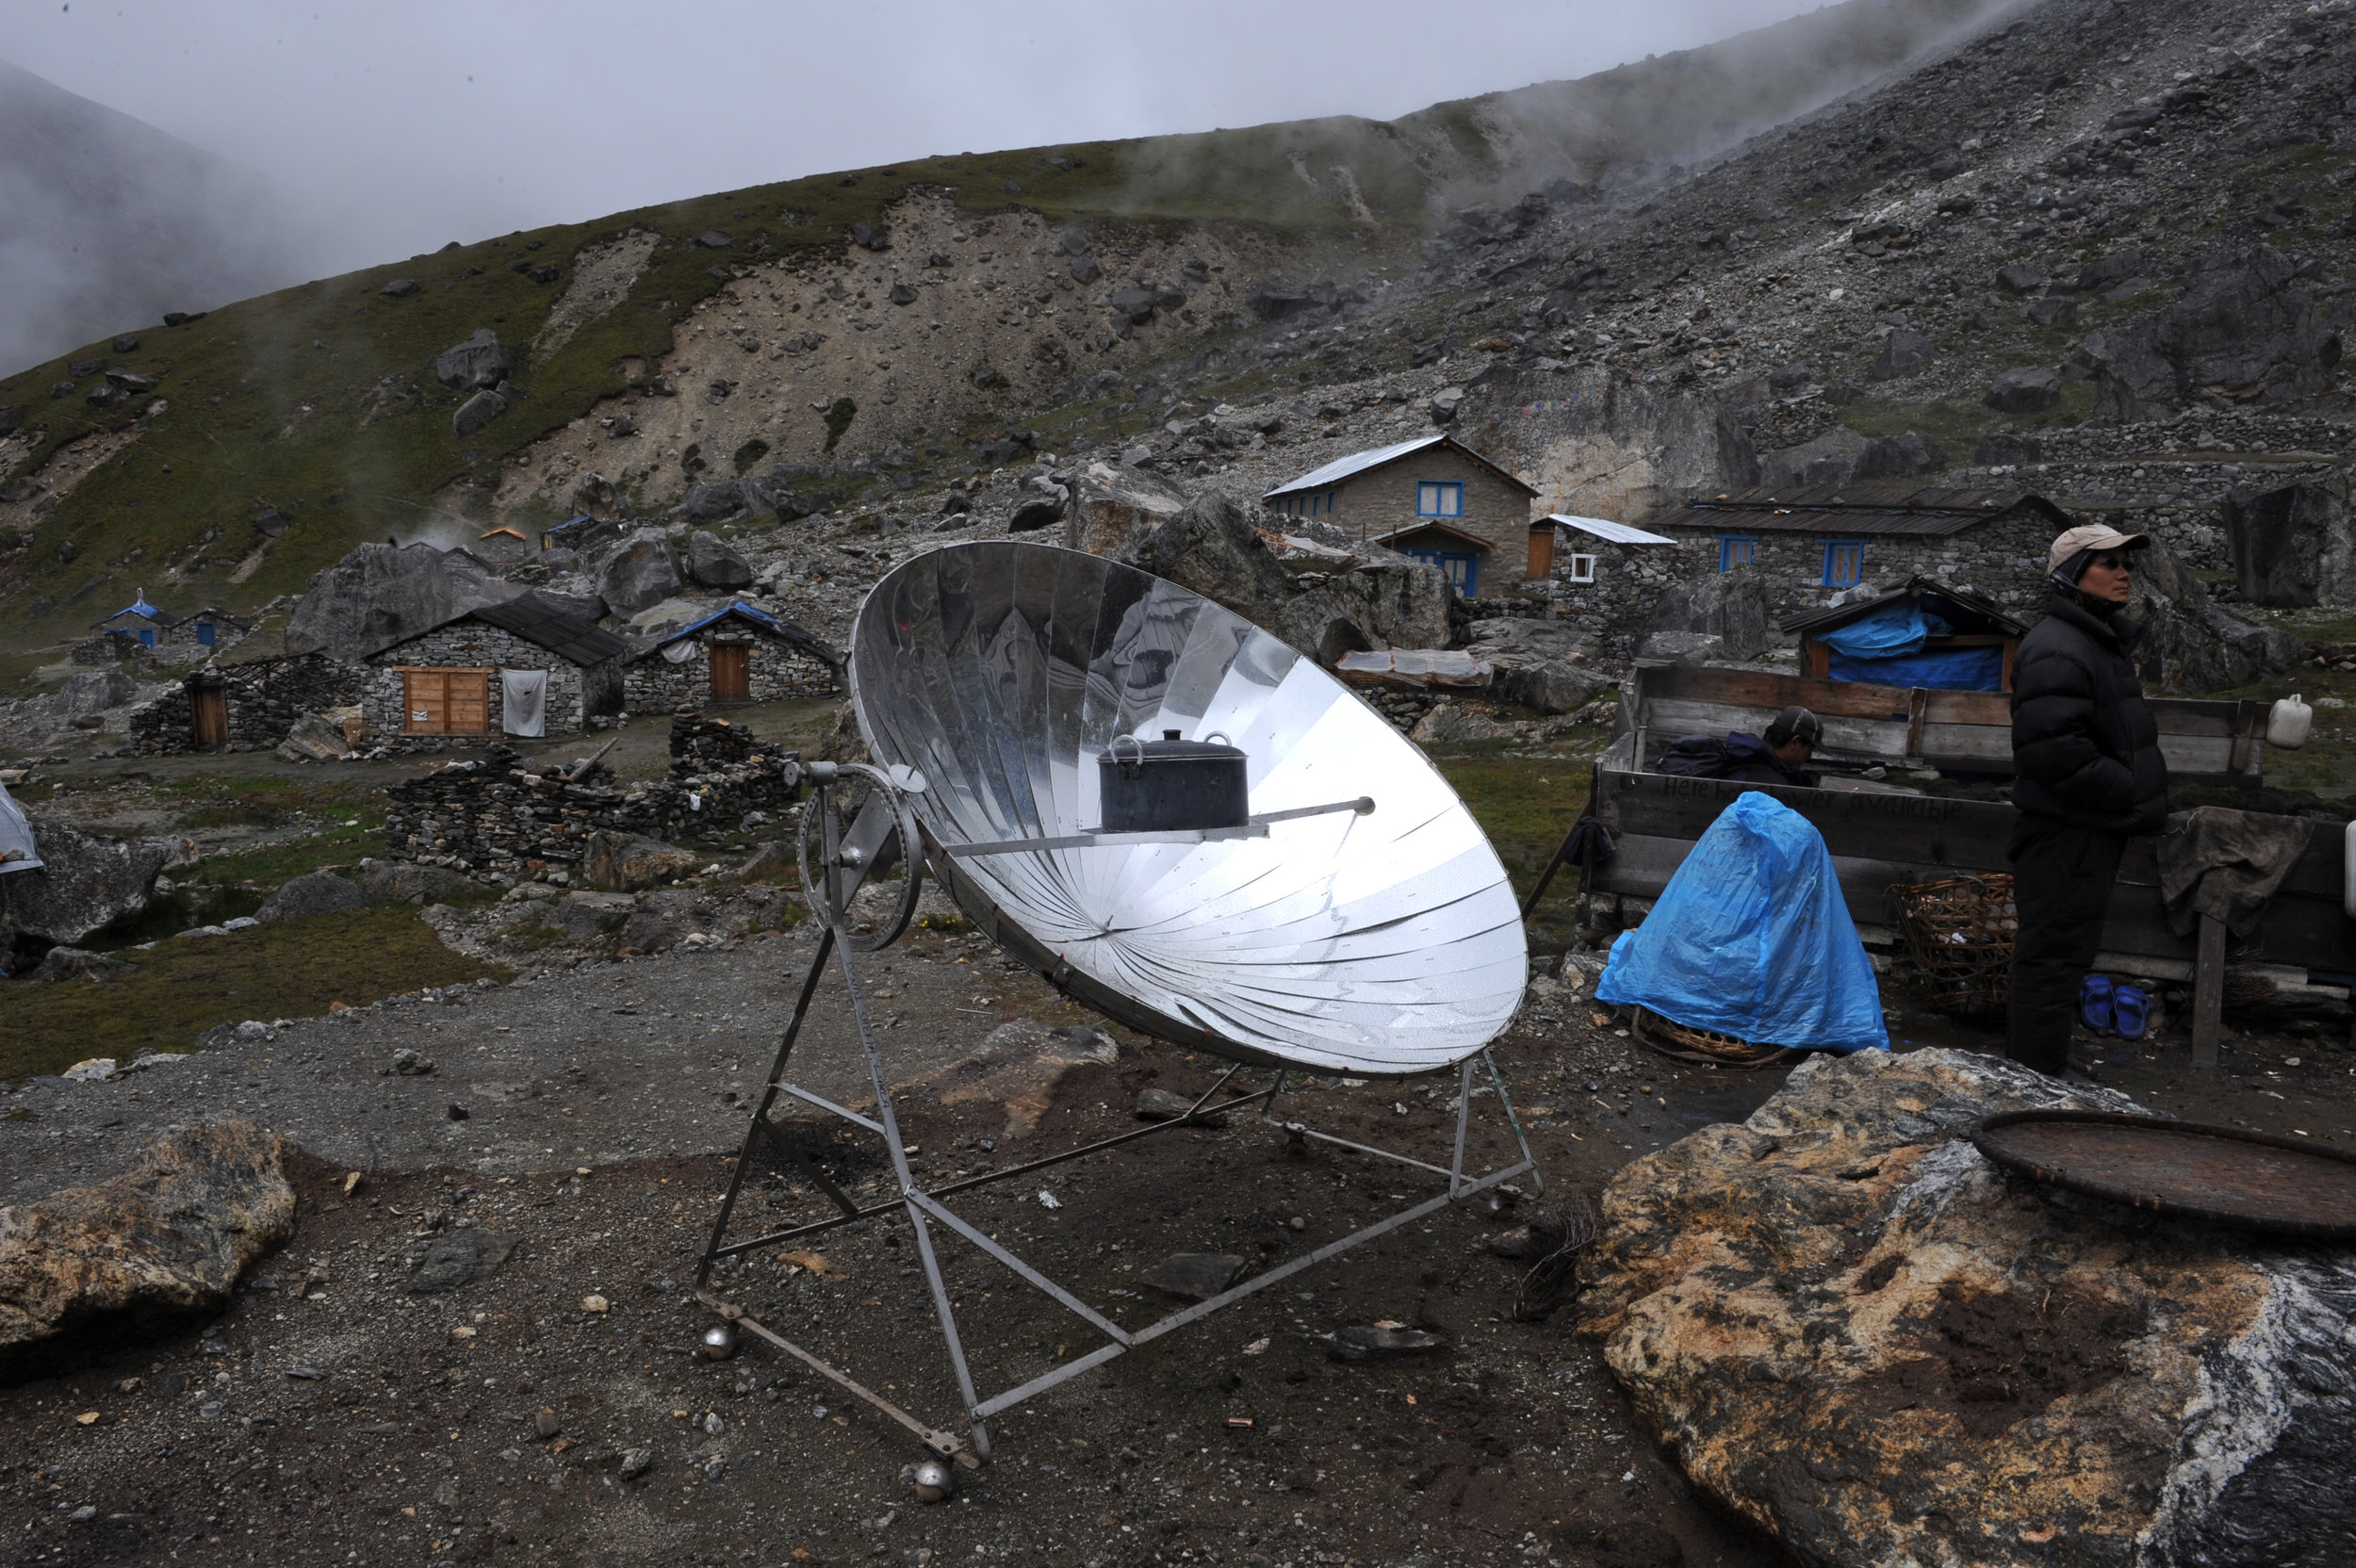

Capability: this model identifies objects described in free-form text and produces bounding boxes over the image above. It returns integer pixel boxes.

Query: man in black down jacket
[2005,523,2169,1076]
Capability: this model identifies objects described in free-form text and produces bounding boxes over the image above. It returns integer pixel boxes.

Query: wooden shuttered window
[400,668,491,734]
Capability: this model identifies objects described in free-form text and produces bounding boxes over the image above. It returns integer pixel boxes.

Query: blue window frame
[195,621,217,645]
[1718,535,1757,572]
[1406,547,1480,596]
[1415,481,1464,518]
[1822,538,1865,588]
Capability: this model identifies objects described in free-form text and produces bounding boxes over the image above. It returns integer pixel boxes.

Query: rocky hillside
[0,0,2003,645]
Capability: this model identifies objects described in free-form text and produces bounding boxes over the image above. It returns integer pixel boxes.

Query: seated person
[1655,705,1822,787]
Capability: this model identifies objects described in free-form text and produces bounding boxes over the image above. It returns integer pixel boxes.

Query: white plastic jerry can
[2267,694,2313,750]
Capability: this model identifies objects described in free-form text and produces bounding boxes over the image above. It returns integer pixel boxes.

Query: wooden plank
[2193,914,2225,1070]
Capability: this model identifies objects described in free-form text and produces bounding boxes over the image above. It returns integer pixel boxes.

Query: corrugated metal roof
[466,593,630,665]
[1658,485,2069,538]
[641,601,840,663]
[98,589,163,624]
[1263,433,1539,499]
[1779,574,2029,638]
[1372,521,1493,553]
[1546,514,1678,547]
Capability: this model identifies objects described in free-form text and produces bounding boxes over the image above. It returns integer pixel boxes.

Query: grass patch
[2,906,501,1084]
[1432,749,1595,891]
[173,817,386,893]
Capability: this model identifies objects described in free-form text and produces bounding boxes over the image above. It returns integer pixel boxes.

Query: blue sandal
[2112,984,2151,1041]
[2079,973,2116,1035]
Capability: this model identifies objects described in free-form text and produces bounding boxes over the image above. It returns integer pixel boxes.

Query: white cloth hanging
[500,668,548,737]
[661,639,697,664]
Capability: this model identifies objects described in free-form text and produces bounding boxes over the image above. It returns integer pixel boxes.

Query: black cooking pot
[1098,729,1249,833]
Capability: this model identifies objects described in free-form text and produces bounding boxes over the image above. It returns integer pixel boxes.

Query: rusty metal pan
[1971,1111,2356,1240]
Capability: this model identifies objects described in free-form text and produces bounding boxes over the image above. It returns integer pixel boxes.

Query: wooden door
[191,686,228,748]
[401,669,491,734]
[710,642,751,703]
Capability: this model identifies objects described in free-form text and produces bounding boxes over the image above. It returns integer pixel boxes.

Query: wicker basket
[1628,1006,1795,1068]
[1892,874,2017,1017]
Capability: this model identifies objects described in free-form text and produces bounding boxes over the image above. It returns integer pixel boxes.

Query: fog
[3,0,1898,373]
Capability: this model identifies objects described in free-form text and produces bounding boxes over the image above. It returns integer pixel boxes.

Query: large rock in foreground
[1577,1049,2356,1568]
[0,818,171,946]
[0,1122,294,1381]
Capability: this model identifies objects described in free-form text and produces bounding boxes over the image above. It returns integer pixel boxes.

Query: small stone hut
[1263,434,1540,597]
[1539,513,1686,619]
[91,589,170,648]
[128,653,368,755]
[624,602,839,710]
[152,605,253,665]
[1650,485,2071,620]
[362,593,627,742]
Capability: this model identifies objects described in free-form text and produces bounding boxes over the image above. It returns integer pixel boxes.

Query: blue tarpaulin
[1595,792,1888,1053]
[1826,645,2005,692]
[1819,598,1946,659]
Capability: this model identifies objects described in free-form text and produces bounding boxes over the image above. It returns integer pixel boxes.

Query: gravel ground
[6,926,2352,1568]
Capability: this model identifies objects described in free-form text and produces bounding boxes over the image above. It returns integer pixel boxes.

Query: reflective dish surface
[849,541,1526,1075]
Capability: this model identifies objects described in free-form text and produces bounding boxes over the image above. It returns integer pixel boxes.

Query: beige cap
[2047,523,2151,573]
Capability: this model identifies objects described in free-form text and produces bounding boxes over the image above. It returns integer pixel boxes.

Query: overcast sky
[6,0,1829,275]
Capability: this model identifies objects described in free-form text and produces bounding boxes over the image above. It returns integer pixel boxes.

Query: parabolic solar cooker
[696,541,1536,1466]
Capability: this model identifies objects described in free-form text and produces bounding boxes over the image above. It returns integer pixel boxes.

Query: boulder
[1113,488,1296,629]
[902,1020,1120,1139]
[0,1122,295,1381]
[27,946,134,982]
[1994,262,2049,295]
[581,830,700,892]
[595,529,686,616]
[2127,537,2303,691]
[274,711,352,762]
[1759,426,1870,488]
[1635,629,1727,663]
[2221,468,2356,608]
[1067,461,1187,556]
[0,820,169,946]
[548,890,638,939]
[1410,703,1523,743]
[254,871,368,923]
[452,389,507,437]
[683,531,755,590]
[1462,617,1605,714]
[675,482,745,523]
[50,668,139,718]
[1639,571,1769,662]
[1985,365,2063,413]
[1277,561,1454,663]
[2085,246,2338,418]
[1974,431,2044,466]
[1853,430,1949,480]
[1578,1048,2356,1568]
[431,329,513,391]
[358,861,480,905]
[1866,327,1935,382]
[1006,496,1065,533]
[285,542,520,662]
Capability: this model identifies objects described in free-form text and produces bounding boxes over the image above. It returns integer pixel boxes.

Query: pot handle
[1108,733,1145,777]
[1203,730,1232,746]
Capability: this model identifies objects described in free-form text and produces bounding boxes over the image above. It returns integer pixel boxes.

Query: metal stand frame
[695,767,1543,1467]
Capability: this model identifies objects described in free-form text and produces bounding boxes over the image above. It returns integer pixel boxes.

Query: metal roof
[640,601,840,664]
[464,593,630,665]
[1546,514,1678,547]
[542,514,597,537]
[1659,485,2068,538]
[1263,433,1539,499]
[1779,574,2029,639]
[96,589,163,626]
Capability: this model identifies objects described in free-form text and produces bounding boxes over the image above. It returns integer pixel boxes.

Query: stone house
[1539,512,1687,614]
[129,653,368,755]
[152,605,253,665]
[1649,485,2072,621]
[625,602,839,710]
[1263,434,1541,597]
[91,589,170,648]
[362,593,627,742]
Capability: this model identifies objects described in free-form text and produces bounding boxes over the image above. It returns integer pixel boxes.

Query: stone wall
[126,655,368,756]
[362,620,601,739]
[621,629,838,711]
[1538,540,1707,661]
[1656,511,2056,623]
[380,714,804,875]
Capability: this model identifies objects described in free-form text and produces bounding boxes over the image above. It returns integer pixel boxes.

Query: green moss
[1,906,501,1084]
[731,437,771,474]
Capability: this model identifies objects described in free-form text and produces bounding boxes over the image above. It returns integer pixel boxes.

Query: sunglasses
[2086,552,2135,571]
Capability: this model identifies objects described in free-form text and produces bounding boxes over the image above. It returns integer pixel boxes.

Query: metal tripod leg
[832,925,993,1461]
[697,923,839,1290]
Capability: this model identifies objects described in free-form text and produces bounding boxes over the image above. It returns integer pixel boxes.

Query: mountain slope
[0,59,294,378]
[0,0,2004,645]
